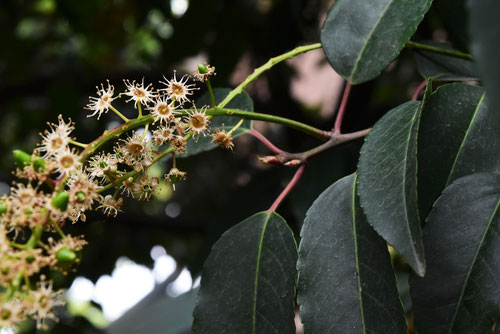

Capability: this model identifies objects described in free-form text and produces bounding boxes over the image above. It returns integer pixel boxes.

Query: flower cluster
[0,63,235,331]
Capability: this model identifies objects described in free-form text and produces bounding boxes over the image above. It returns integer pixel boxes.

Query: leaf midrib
[252,212,272,334]
[352,174,367,333]
[349,0,393,81]
[401,102,425,275]
[444,92,486,187]
[447,192,500,333]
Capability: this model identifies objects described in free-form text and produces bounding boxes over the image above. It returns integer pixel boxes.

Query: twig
[268,165,306,213]
[334,82,352,133]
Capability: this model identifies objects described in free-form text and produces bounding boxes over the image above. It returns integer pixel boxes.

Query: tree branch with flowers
[2,0,500,332]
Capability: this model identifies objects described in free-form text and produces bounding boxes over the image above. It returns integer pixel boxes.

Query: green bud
[0,202,7,216]
[1,267,9,275]
[26,254,35,264]
[198,63,209,74]
[13,150,32,170]
[75,191,86,202]
[56,247,77,263]
[1,309,11,320]
[32,157,46,172]
[51,191,70,211]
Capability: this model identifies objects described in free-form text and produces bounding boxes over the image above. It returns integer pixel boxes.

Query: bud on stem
[51,192,70,211]
[13,150,32,170]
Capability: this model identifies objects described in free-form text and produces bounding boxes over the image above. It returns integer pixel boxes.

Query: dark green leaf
[192,212,297,334]
[468,0,500,114]
[297,174,407,333]
[321,0,432,84]
[181,88,253,157]
[357,101,425,276]
[418,83,500,220]
[411,173,500,333]
[413,42,478,81]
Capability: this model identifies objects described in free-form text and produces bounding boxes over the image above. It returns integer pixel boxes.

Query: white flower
[54,148,82,176]
[160,71,198,105]
[85,80,117,119]
[122,78,156,108]
[148,95,178,124]
[36,115,74,158]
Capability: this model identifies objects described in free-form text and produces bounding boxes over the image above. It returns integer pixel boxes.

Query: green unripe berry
[32,157,46,172]
[75,191,86,202]
[51,191,70,211]
[1,267,9,275]
[56,247,77,263]
[13,150,32,170]
[1,309,11,320]
[0,202,7,216]
[26,254,35,264]
[198,63,209,74]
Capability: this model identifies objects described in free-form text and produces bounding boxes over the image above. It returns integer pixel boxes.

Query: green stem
[26,224,43,249]
[110,105,130,122]
[80,115,154,161]
[405,41,473,61]
[138,102,143,118]
[217,43,322,108]
[206,79,216,108]
[69,140,88,148]
[51,220,66,239]
[208,108,329,140]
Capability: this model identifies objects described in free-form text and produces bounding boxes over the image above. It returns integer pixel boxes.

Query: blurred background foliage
[0,0,468,332]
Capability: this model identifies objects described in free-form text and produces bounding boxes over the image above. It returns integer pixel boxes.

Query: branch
[217,43,322,108]
[405,41,473,61]
[268,165,306,213]
[260,128,371,166]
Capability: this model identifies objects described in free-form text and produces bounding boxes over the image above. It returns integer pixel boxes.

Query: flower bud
[13,150,32,170]
[56,247,77,263]
[198,63,209,74]
[51,191,70,211]
[0,202,7,216]
[75,191,86,202]
[32,157,46,172]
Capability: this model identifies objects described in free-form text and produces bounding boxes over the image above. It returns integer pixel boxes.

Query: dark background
[0,0,467,332]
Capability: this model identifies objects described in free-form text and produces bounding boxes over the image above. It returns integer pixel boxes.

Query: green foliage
[413,42,478,81]
[411,173,500,333]
[2,0,500,333]
[193,212,297,333]
[297,174,407,333]
[321,0,432,84]
[357,101,425,276]
[190,1,500,333]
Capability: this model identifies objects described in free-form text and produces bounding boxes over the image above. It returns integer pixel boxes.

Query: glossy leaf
[468,0,500,114]
[413,42,477,81]
[418,83,500,220]
[181,88,253,157]
[321,0,432,84]
[192,212,297,334]
[357,101,425,276]
[411,173,500,333]
[297,174,407,333]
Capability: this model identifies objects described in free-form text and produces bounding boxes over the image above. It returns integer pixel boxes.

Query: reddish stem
[267,165,305,213]
[334,82,352,134]
[249,129,285,155]
[412,80,428,101]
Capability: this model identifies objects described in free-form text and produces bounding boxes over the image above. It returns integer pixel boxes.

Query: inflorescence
[0,65,223,330]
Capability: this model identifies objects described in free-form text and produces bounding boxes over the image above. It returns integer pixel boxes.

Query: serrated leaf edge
[446,183,500,333]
